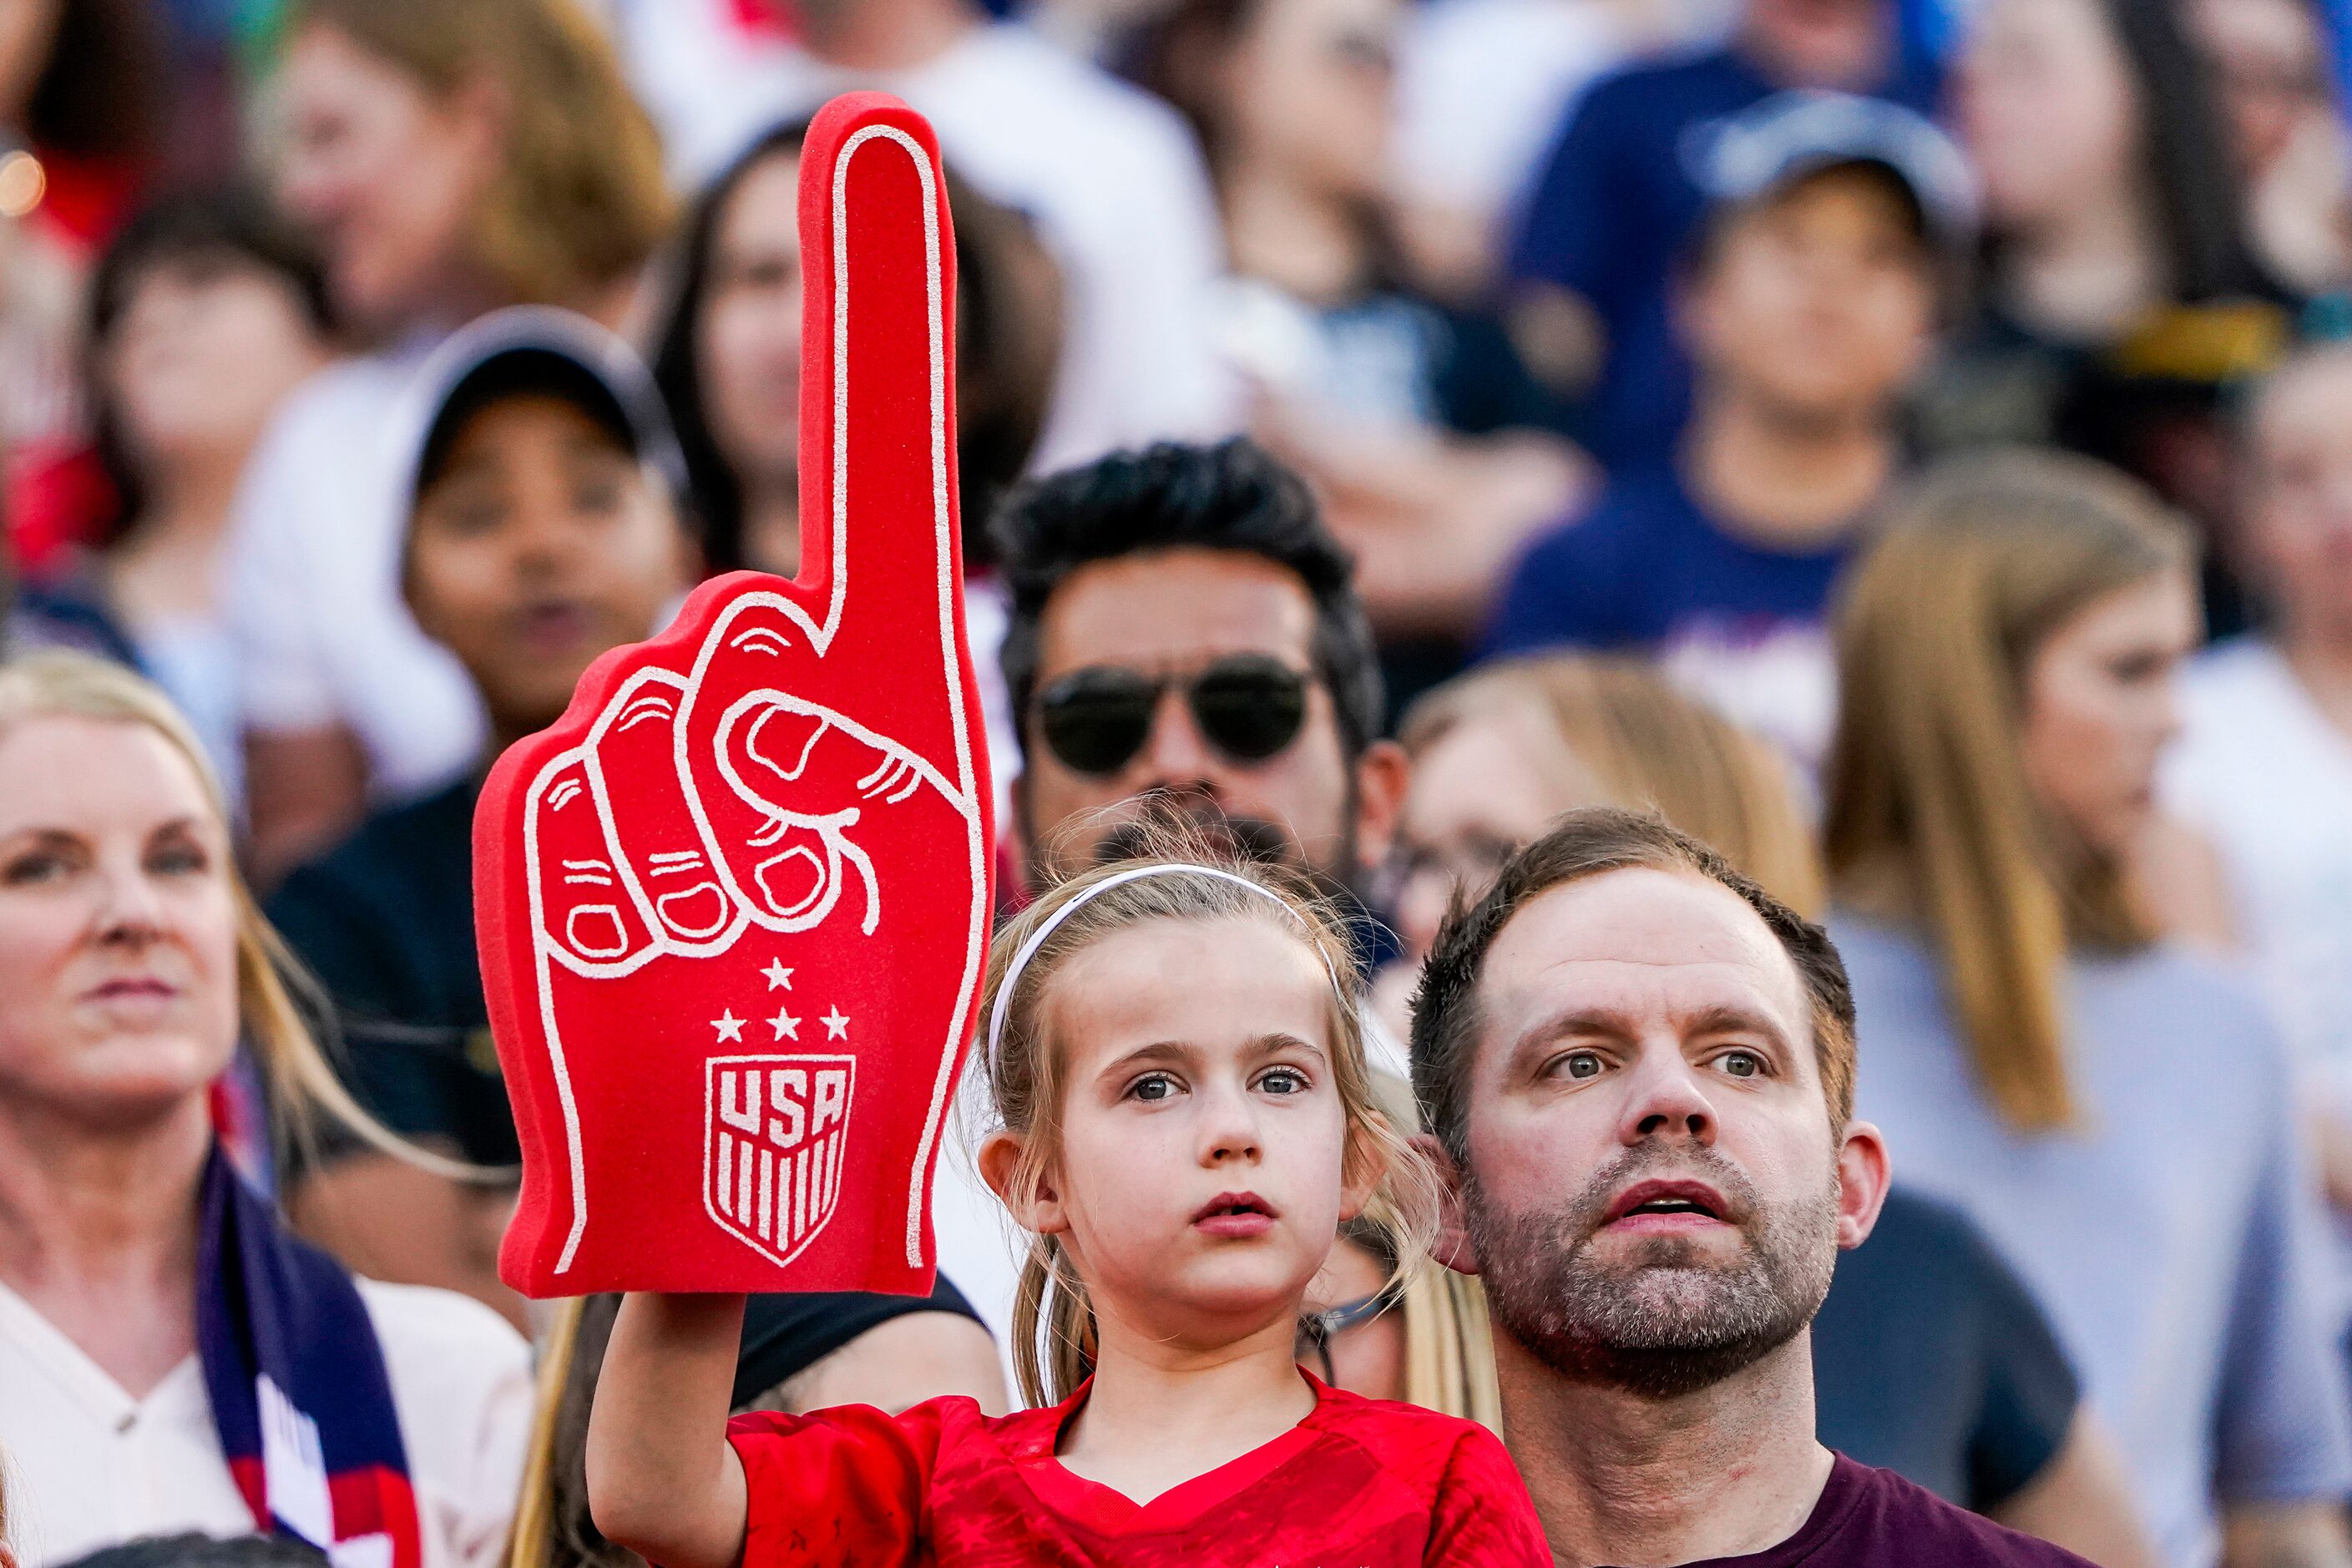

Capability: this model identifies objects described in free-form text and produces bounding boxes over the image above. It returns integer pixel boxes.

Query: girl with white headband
[586,851,1549,1568]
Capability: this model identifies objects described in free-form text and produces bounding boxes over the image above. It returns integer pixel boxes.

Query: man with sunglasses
[994,438,1409,899]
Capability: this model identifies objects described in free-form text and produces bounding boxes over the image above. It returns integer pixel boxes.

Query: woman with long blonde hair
[1823,450,2352,1566]
[0,652,529,1568]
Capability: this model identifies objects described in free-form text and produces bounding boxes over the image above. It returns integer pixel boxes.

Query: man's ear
[979,1130,1067,1237]
[1412,1131,1480,1275]
[1833,1120,1892,1251]
[1352,738,1411,875]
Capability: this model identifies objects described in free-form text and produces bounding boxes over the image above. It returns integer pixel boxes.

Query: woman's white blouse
[0,1277,531,1568]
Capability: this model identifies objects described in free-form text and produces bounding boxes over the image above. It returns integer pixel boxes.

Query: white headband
[984,862,1316,1068]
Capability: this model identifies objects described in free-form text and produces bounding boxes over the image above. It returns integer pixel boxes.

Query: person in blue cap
[1485,91,1970,776]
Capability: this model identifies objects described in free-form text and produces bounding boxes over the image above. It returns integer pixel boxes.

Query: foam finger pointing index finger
[793,94,961,695]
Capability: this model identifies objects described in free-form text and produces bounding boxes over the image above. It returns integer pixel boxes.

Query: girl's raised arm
[588,1292,752,1568]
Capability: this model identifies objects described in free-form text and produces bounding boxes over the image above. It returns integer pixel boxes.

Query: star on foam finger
[762,959,795,991]
[822,1007,850,1040]
[768,1008,801,1041]
[712,1009,746,1043]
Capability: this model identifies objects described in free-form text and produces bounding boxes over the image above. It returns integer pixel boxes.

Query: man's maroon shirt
[1656,1454,2098,1567]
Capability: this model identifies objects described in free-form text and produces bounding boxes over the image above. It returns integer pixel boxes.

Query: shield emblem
[704,1055,857,1265]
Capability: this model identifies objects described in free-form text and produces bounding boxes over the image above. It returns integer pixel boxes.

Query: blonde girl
[587,853,1547,1568]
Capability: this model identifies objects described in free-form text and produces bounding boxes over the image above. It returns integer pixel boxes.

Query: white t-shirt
[0,1277,532,1568]
[2162,639,2352,1108]
[222,344,488,801]
[609,4,1240,474]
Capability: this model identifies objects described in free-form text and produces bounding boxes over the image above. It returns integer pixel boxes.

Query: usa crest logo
[706,1055,856,1264]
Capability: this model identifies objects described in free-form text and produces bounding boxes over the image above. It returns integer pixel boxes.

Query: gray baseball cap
[1686,89,1979,250]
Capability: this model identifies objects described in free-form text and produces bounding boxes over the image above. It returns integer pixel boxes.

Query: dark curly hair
[993,438,1383,761]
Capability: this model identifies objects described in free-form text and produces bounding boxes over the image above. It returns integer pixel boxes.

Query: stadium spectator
[12,190,333,803]
[2188,0,2352,296]
[264,310,695,1324]
[649,121,1060,579]
[1409,808,2089,1565]
[609,0,1237,476]
[1823,450,2352,1567]
[1505,0,1937,469]
[2164,341,2352,1223]
[225,0,671,884]
[1487,92,1965,769]
[1916,0,2290,635]
[1372,653,2155,1565]
[1125,0,1582,713]
[994,438,1406,898]
[0,651,529,1568]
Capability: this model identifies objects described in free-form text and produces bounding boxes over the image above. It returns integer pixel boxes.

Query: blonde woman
[228,0,675,881]
[0,653,529,1568]
[1825,450,2352,1568]
[1370,651,2154,1566]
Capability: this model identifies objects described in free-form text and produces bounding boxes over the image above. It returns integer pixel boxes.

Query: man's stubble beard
[1467,1143,1839,1401]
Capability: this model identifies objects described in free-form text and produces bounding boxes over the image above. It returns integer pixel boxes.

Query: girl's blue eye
[1130,1073,1179,1103]
[1258,1066,1308,1095]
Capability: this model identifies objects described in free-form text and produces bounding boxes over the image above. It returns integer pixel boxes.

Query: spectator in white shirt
[0,653,529,1568]
[2164,340,2352,1220]
[225,0,671,884]
[606,0,1240,475]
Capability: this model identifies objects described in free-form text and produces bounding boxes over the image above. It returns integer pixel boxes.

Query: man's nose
[1616,1048,1717,1148]
[1135,685,1221,789]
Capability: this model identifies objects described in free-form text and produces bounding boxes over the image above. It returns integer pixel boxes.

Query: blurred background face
[406,394,693,737]
[2248,354,2352,647]
[1301,1232,1405,1398]
[0,716,239,1126]
[1741,0,1888,88]
[1020,549,1363,884]
[102,252,329,477]
[699,149,805,568]
[276,20,499,330]
[1392,703,1601,959]
[2018,568,2199,860]
[1219,0,1398,201]
[2193,0,2331,181]
[1686,167,1935,427]
[1962,0,2143,233]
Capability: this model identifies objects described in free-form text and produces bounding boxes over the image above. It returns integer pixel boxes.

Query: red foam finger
[476,94,994,1297]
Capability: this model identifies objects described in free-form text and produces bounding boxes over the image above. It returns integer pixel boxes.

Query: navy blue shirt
[1507,47,1940,468]
[1815,1189,2081,1510]
[1485,462,1854,762]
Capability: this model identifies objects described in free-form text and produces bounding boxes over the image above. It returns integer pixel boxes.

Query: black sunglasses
[1035,655,1312,776]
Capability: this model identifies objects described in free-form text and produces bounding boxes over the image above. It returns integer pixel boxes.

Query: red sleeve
[1424,1424,1551,1566]
[726,1399,955,1568]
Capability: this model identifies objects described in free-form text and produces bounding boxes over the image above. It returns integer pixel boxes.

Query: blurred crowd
[6,0,2352,1565]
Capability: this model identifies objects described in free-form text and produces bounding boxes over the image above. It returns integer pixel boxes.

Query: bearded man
[1411,808,2092,1566]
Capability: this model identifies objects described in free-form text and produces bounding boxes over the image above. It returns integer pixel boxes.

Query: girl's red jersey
[726,1372,1550,1567]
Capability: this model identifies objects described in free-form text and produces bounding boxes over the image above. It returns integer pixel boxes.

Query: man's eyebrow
[1509,1007,1641,1052]
[1684,1004,1798,1050]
